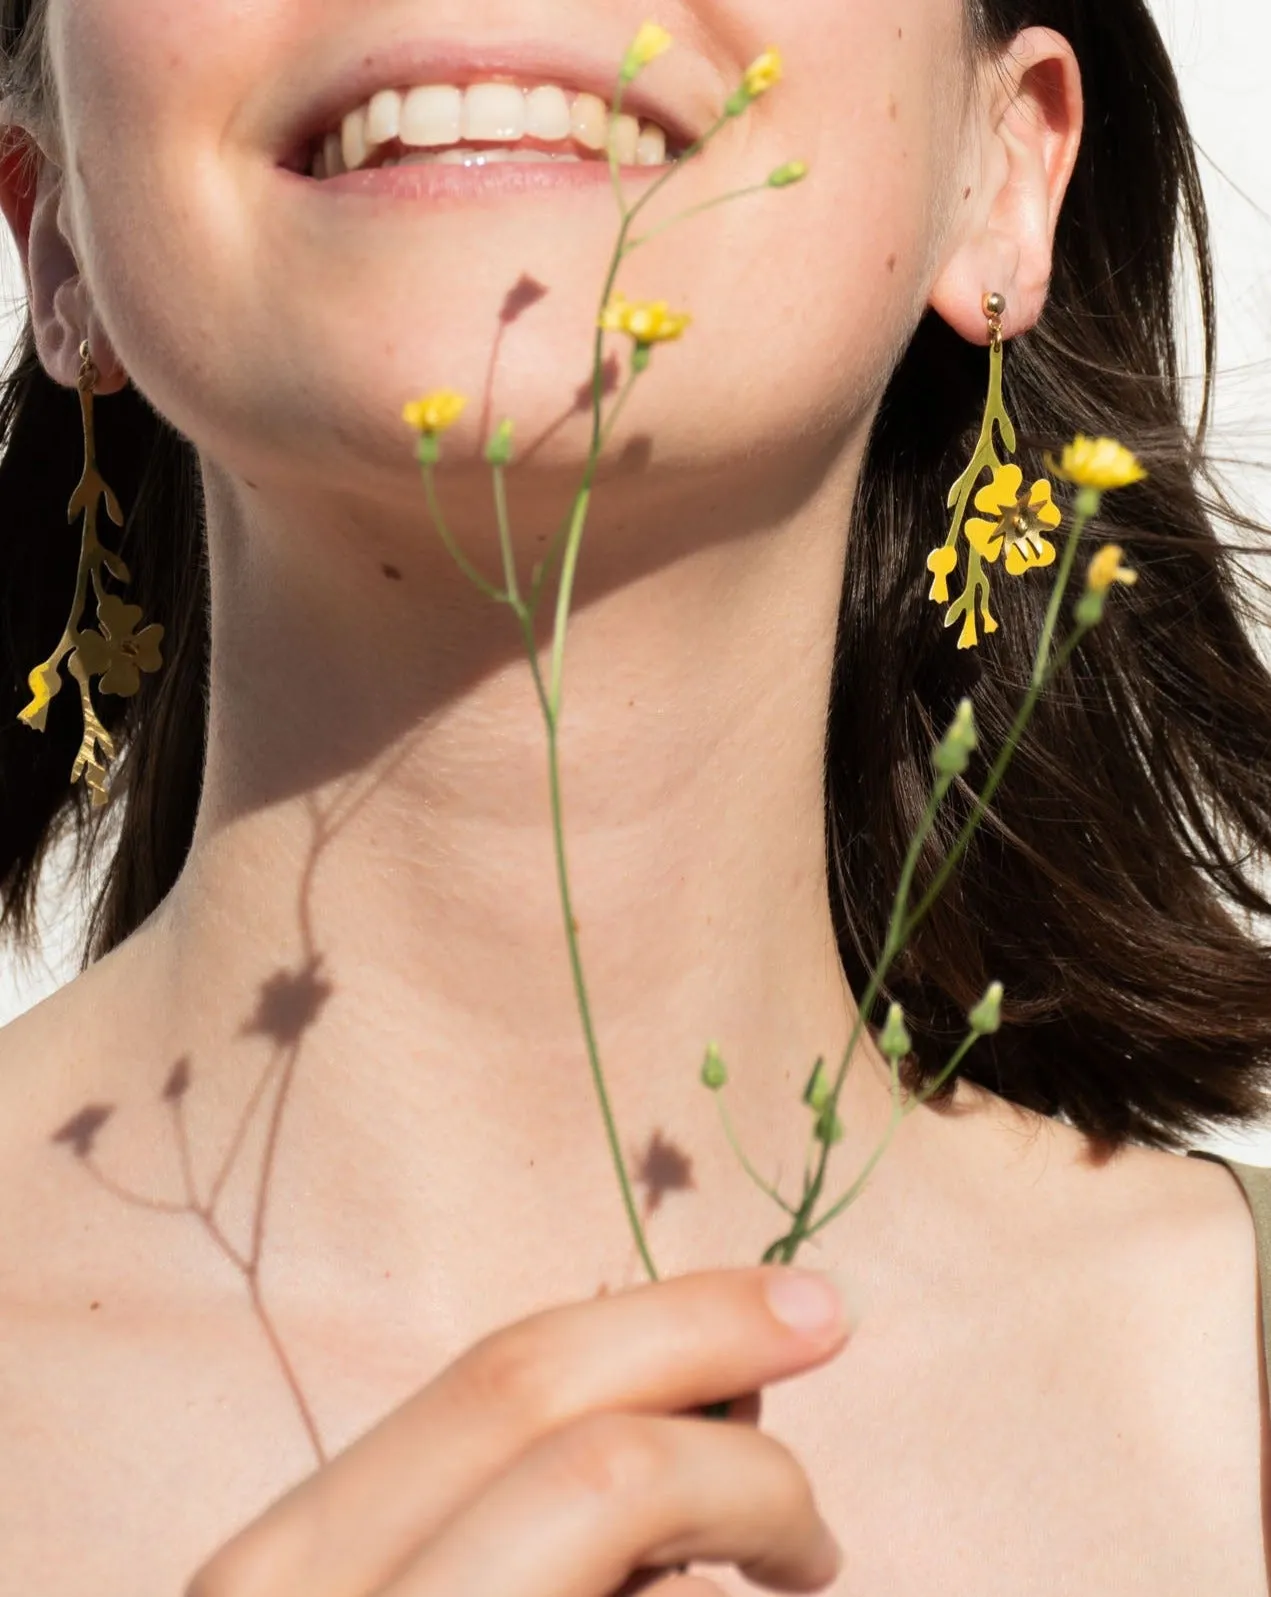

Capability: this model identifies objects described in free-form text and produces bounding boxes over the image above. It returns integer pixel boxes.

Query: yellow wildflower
[1086,544,1138,593]
[926,545,958,605]
[598,292,692,345]
[402,390,468,433]
[622,22,673,79]
[1054,435,1147,491]
[965,464,1061,577]
[743,48,783,97]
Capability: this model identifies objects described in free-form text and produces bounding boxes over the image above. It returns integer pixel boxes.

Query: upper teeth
[314,81,671,178]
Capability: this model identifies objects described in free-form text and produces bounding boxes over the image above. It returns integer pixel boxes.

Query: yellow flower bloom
[598,292,692,345]
[926,544,958,604]
[1055,435,1147,491]
[743,48,783,98]
[1086,544,1138,593]
[623,21,673,78]
[965,464,1060,577]
[402,390,468,433]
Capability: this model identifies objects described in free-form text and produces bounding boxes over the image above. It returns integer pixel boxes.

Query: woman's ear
[929,27,1083,344]
[0,125,127,391]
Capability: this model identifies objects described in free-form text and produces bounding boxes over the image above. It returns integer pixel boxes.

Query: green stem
[524,198,668,1283]
[530,502,583,617]
[626,183,772,251]
[884,778,953,954]
[422,462,507,605]
[543,705,661,1282]
[549,485,593,717]
[792,769,950,1226]
[492,462,521,611]
[622,112,734,232]
[607,81,630,218]
[428,91,798,1295]
[801,1030,981,1245]
[762,506,1095,1265]
[716,1092,799,1217]
[598,369,643,457]
[900,506,1093,943]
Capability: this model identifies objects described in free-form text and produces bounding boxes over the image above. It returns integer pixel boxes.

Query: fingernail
[764,1269,847,1335]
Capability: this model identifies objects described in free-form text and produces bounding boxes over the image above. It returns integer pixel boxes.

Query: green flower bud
[814,1104,844,1146]
[415,432,443,467]
[632,342,653,374]
[484,418,515,467]
[801,1056,831,1112]
[1073,589,1106,630]
[969,981,1004,1036]
[878,1002,913,1061]
[768,160,809,188]
[1074,485,1102,521]
[700,1042,728,1091]
[933,697,978,778]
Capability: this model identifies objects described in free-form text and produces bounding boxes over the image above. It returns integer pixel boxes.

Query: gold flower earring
[18,340,165,806]
[925,293,1062,649]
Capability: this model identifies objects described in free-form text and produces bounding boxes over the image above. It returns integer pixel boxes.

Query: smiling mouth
[304,78,683,180]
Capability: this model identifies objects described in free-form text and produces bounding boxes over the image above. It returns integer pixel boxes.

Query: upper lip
[269,35,713,170]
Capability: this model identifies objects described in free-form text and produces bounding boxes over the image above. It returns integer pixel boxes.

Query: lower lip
[284,158,672,203]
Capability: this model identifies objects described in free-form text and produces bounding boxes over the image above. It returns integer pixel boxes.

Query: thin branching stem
[762,504,1096,1266]
[627,184,772,251]
[802,1029,981,1244]
[716,1092,799,1217]
[900,506,1093,942]
[422,462,507,604]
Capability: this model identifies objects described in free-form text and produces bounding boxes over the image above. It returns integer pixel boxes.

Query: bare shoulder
[769,1092,1271,1595]
[974,1091,1266,1346]
[0,949,301,1592]
[975,1095,1268,1512]
[0,952,136,1261]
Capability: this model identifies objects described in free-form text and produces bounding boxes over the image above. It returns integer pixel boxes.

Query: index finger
[192,1266,851,1597]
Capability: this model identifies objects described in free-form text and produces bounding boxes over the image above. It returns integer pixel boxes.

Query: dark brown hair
[2,0,1269,1150]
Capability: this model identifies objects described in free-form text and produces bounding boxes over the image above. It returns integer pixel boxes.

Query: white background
[2,0,1269,1160]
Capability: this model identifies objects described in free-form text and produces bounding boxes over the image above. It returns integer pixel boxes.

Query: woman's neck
[122,440,972,1308]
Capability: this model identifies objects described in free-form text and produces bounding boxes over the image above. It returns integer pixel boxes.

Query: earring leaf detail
[18,341,165,806]
[926,294,1061,649]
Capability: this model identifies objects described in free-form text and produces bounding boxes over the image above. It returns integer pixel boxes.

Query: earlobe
[0,125,127,392]
[928,27,1084,346]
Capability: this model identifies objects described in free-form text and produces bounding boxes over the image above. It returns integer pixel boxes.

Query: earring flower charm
[18,341,166,806]
[925,293,1062,649]
[72,594,166,699]
[964,466,1060,577]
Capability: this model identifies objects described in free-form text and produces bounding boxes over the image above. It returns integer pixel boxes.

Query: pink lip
[282,157,670,204]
